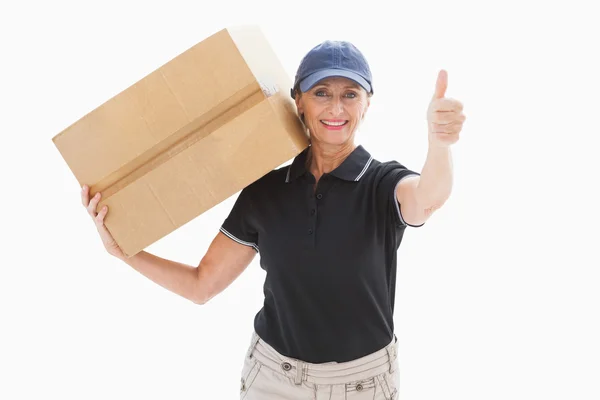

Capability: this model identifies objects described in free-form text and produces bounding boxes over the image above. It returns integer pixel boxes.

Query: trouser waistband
[245,331,398,386]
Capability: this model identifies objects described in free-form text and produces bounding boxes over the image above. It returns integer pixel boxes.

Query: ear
[295,94,303,115]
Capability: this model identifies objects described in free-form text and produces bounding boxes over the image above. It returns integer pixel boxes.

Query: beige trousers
[240,331,400,399]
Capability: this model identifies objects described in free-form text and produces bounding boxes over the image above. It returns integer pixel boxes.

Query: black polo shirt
[220,144,423,363]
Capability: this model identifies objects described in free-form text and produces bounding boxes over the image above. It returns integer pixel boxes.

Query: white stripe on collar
[285,165,291,183]
[354,156,373,181]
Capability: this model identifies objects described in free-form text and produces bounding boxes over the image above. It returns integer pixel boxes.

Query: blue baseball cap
[291,40,373,99]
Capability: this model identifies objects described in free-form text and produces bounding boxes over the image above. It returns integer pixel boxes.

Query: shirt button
[356,383,364,391]
[308,228,313,235]
[316,193,323,200]
[310,209,316,216]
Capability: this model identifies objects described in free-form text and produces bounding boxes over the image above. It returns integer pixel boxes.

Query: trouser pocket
[345,377,378,398]
[240,356,261,399]
[375,368,399,400]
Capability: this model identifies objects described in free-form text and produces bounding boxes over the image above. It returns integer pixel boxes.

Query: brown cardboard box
[52,26,309,257]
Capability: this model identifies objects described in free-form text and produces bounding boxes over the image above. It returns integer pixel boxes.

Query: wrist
[112,251,129,263]
[427,139,452,152]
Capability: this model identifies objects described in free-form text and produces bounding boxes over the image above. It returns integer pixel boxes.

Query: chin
[316,130,353,146]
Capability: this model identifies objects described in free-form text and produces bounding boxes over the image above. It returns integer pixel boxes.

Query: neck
[306,140,356,181]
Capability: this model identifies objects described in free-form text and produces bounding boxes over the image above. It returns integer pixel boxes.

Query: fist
[427,69,466,147]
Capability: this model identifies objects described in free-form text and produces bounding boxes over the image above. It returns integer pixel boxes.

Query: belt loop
[385,343,395,373]
[294,361,304,385]
[247,333,260,359]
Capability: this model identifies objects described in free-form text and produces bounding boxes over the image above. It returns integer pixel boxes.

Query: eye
[315,90,327,97]
[345,92,357,98]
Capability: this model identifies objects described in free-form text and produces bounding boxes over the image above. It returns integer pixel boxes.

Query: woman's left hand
[426,69,466,147]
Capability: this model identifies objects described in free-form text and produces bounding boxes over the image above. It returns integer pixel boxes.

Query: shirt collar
[285,144,374,183]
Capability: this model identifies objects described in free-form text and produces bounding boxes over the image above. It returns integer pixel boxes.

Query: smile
[321,120,348,128]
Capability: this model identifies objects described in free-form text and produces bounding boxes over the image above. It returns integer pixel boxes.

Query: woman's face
[295,77,370,147]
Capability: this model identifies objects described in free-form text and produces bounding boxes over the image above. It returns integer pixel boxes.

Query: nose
[328,97,344,116]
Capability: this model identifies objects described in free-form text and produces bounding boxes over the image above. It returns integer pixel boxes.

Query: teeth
[321,120,346,126]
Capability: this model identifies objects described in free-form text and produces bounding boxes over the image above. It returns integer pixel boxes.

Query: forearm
[416,145,453,210]
[117,251,202,304]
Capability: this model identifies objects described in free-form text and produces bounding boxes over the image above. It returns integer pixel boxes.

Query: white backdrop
[1,0,599,399]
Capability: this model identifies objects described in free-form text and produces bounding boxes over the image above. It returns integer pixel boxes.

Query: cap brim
[299,69,372,94]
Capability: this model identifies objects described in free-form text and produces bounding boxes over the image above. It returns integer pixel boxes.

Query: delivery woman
[81,39,465,399]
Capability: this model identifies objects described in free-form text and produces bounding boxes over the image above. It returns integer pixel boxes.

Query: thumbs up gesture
[427,70,466,147]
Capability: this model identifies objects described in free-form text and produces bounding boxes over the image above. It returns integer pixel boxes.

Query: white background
[1,0,599,399]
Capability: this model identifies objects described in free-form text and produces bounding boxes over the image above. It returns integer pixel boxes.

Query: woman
[81,40,465,399]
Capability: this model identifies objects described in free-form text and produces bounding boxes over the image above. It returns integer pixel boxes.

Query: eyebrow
[315,82,360,89]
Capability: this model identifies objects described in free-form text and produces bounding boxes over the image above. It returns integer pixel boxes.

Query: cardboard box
[52,26,309,257]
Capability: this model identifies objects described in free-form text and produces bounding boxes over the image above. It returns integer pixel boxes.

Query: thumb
[432,69,448,100]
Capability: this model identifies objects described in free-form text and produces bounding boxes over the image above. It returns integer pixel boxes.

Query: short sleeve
[376,161,424,228]
[220,186,259,252]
